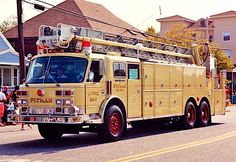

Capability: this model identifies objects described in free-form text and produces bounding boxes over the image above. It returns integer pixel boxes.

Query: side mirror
[99,59,105,75]
[88,71,94,82]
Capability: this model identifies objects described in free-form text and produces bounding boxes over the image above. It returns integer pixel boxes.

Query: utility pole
[206,17,209,42]
[17,0,26,84]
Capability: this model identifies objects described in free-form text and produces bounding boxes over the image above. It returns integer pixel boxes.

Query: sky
[0,0,236,32]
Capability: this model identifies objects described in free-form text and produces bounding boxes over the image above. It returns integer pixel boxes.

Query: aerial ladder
[37,23,201,65]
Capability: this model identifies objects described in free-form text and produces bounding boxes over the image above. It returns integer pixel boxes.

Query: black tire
[198,101,211,127]
[97,105,125,142]
[183,102,197,129]
[38,124,63,141]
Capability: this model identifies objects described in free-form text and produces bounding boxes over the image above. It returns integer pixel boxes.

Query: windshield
[26,56,88,84]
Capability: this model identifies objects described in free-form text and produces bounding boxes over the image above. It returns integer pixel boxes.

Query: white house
[0,32,20,86]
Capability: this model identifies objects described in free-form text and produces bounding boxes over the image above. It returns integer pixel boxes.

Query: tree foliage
[146,26,157,35]
[212,46,234,72]
[0,16,17,33]
[146,24,234,72]
[145,26,164,42]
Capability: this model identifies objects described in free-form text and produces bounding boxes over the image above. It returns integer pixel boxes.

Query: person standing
[11,86,19,103]
[0,87,6,127]
[2,86,10,126]
[2,86,10,104]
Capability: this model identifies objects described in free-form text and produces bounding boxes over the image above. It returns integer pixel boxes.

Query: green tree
[165,24,203,48]
[212,46,234,72]
[145,26,164,42]
[0,16,17,33]
[146,26,157,35]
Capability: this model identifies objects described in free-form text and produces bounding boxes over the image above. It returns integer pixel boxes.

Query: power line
[23,0,180,43]
[33,0,138,33]
[23,0,156,36]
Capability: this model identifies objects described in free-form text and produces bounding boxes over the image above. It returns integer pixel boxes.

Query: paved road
[1,107,236,162]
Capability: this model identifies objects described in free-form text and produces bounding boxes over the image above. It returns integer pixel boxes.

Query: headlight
[66,106,80,115]
[64,99,73,105]
[16,99,28,105]
[68,107,75,114]
[22,99,28,105]
[17,99,22,104]
[56,99,63,105]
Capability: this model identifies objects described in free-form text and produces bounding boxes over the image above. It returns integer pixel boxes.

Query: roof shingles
[4,0,143,39]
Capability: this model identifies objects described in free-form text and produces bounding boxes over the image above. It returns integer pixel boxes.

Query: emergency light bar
[38,23,105,50]
[38,25,58,46]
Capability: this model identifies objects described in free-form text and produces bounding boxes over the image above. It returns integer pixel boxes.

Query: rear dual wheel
[198,101,211,127]
[183,102,197,129]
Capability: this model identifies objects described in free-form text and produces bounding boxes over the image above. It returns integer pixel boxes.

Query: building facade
[210,11,236,63]
[157,15,196,37]
[157,10,236,64]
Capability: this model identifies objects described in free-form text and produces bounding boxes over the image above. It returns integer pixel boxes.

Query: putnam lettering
[30,98,53,103]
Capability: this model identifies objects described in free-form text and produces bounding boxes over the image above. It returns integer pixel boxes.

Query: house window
[223,32,230,41]
[200,20,206,27]
[113,62,126,78]
[209,35,213,42]
[3,68,11,86]
[0,67,19,86]
[14,69,18,85]
[223,50,232,58]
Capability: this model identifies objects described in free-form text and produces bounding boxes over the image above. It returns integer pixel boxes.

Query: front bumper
[8,113,102,125]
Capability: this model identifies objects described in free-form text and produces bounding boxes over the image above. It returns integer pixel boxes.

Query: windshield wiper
[48,73,60,87]
[25,81,29,87]
[43,57,60,87]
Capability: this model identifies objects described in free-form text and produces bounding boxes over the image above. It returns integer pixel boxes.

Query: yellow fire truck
[10,24,226,142]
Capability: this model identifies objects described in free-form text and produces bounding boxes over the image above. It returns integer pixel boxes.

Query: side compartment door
[143,63,155,117]
[127,63,141,118]
[214,90,224,115]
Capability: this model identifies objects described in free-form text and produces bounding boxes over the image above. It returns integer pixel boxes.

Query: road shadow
[0,132,101,156]
[126,122,224,140]
[0,122,224,156]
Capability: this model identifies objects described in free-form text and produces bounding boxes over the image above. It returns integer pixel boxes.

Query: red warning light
[37,89,44,97]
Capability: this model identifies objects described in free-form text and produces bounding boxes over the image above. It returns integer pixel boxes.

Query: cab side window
[88,60,103,82]
[128,64,139,80]
[113,62,126,78]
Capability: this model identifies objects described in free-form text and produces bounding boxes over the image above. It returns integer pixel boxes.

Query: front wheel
[38,124,63,141]
[97,105,125,142]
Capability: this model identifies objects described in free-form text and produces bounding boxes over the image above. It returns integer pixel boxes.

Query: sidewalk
[226,104,236,112]
[0,123,34,133]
